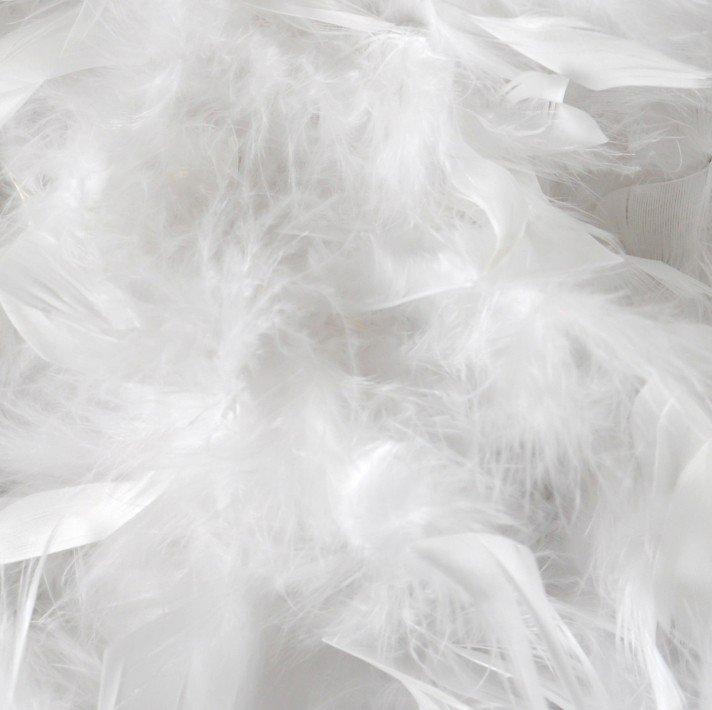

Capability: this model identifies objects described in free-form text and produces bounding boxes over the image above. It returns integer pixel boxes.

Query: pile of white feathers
[2,0,712,708]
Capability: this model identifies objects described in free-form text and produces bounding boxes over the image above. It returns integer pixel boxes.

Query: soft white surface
[1,0,712,707]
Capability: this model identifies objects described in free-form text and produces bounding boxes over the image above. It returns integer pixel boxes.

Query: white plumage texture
[1,0,712,707]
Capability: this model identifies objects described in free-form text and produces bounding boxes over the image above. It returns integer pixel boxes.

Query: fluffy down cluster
[1,1,712,708]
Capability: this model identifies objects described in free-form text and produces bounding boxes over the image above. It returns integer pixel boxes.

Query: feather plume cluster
[1,1,712,707]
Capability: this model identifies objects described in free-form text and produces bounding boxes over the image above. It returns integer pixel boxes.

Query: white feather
[0,0,711,707]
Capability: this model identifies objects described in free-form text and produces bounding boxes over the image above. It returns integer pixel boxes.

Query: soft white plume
[1,0,712,707]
